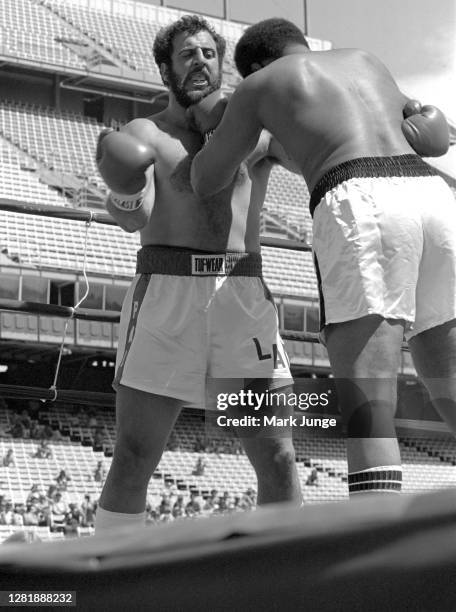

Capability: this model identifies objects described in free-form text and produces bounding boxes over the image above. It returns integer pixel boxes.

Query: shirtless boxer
[191,18,455,497]
[94,15,303,533]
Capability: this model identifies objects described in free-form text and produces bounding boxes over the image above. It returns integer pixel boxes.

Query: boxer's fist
[402,100,450,157]
[96,123,155,195]
[187,91,229,136]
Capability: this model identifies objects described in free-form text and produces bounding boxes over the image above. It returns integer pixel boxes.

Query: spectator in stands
[203,489,219,513]
[172,495,186,519]
[47,484,59,501]
[218,491,233,513]
[38,424,54,440]
[23,504,40,527]
[241,488,257,510]
[93,428,106,450]
[37,495,51,528]
[88,412,98,429]
[81,495,96,528]
[167,432,180,451]
[232,496,243,512]
[93,460,106,483]
[29,421,43,440]
[64,517,80,537]
[0,500,14,525]
[8,418,25,439]
[306,468,319,486]
[78,412,89,428]
[192,456,207,476]
[26,484,43,505]
[193,436,207,453]
[185,492,202,518]
[19,409,32,432]
[146,508,159,526]
[55,469,71,491]
[68,412,80,428]
[12,504,24,527]
[2,448,14,467]
[66,503,83,527]
[94,14,301,536]
[33,439,52,459]
[0,425,11,439]
[50,492,68,530]
[26,400,41,421]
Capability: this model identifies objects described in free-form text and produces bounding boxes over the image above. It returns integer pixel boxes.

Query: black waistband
[136,245,262,277]
[309,154,438,217]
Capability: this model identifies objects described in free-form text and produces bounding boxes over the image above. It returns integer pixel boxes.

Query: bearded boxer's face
[165,30,222,108]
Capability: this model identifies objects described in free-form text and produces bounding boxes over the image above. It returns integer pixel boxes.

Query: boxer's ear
[160,64,169,86]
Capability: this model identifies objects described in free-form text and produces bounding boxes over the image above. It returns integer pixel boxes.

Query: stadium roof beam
[59,76,168,105]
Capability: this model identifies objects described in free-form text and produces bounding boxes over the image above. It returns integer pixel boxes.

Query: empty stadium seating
[0,101,105,193]
[0,0,87,69]
[0,209,139,275]
[0,141,70,208]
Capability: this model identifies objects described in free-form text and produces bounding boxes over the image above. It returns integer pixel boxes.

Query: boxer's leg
[325,315,404,496]
[95,386,183,533]
[409,320,456,431]
[230,381,302,505]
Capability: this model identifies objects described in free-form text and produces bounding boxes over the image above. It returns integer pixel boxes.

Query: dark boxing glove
[402,99,450,157]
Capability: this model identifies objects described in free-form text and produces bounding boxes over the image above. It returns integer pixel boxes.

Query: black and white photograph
[0,0,455,609]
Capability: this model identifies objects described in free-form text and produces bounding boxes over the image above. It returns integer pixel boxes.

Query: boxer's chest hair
[170,155,248,237]
[169,152,248,194]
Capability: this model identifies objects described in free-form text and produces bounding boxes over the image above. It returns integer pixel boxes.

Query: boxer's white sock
[94,506,146,535]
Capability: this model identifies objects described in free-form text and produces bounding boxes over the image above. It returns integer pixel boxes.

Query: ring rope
[0,383,115,407]
[49,215,93,401]
[0,199,312,252]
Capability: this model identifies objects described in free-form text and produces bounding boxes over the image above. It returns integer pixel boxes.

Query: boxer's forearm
[191,141,238,198]
[191,85,263,198]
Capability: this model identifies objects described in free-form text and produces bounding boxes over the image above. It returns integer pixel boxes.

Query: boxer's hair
[153,14,226,80]
[235,18,309,78]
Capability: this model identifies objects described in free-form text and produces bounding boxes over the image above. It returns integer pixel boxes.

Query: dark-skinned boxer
[191,18,454,498]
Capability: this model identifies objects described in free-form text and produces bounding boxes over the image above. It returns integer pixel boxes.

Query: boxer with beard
[95,15,303,534]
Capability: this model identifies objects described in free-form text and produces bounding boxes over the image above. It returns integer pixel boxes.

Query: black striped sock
[348,465,402,496]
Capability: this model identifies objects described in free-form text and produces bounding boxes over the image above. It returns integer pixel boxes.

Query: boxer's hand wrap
[109,188,145,212]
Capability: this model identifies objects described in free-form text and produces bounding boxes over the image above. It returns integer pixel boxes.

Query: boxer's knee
[244,437,296,478]
[110,434,157,486]
[270,444,297,479]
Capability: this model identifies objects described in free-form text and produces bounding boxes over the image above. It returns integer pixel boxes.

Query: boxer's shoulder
[120,116,162,147]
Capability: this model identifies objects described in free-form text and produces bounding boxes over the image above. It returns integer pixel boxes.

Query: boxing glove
[187,91,229,141]
[402,100,450,157]
[96,122,155,211]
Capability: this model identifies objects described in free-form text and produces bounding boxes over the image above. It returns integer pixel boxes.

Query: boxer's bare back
[192,48,419,197]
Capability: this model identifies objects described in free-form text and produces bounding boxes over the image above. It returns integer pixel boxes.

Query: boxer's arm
[191,81,263,198]
[244,130,300,174]
[266,135,301,173]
